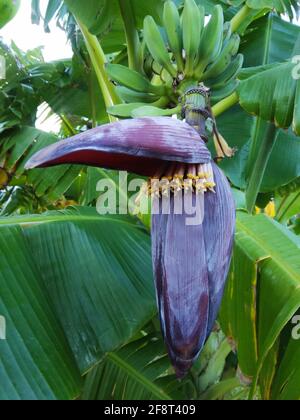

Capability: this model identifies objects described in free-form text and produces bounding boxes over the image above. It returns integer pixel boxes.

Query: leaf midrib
[107,352,172,400]
[0,213,135,228]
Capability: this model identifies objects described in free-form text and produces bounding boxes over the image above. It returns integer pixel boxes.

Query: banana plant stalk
[25,89,235,378]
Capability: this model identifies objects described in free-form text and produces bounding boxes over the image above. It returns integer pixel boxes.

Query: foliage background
[0,0,299,400]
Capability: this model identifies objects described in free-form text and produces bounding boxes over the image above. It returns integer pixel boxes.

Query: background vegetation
[0,0,299,400]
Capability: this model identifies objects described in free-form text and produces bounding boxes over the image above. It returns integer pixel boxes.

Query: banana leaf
[0,208,155,399]
[220,211,300,399]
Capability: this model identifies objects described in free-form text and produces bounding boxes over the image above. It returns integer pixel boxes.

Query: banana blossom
[25,117,235,377]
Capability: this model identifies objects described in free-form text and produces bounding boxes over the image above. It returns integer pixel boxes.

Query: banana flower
[26,116,235,378]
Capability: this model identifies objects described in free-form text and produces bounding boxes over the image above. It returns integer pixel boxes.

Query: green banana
[106,64,165,95]
[108,97,169,118]
[195,5,224,78]
[207,53,244,89]
[182,0,204,77]
[293,80,300,136]
[107,103,152,118]
[223,21,232,44]
[132,104,181,118]
[211,79,239,104]
[143,15,177,78]
[163,0,184,73]
[201,33,240,81]
[116,86,160,104]
[151,60,164,76]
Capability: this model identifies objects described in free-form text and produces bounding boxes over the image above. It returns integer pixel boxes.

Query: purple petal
[152,196,209,378]
[25,117,211,177]
[203,162,235,336]
[151,162,235,377]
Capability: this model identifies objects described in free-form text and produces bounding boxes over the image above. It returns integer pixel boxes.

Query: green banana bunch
[143,15,177,78]
[194,5,224,78]
[181,0,204,77]
[201,33,240,81]
[107,1,243,121]
[163,0,184,73]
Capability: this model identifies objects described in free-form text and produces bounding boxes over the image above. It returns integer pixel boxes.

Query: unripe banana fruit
[108,1,243,118]
[163,0,184,72]
[201,34,240,81]
[182,0,204,77]
[194,5,224,78]
[143,15,177,78]
[0,0,20,29]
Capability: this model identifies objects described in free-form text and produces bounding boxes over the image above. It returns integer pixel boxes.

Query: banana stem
[212,92,239,117]
[230,5,252,33]
[87,65,98,128]
[245,123,278,213]
[76,19,120,121]
[118,0,142,72]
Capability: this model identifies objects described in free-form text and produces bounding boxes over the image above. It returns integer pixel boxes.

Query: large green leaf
[237,15,300,133]
[220,211,300,399]
[218,107,300,193]
[221,0,300,17]
[240,15,299,67]
[0,208,155,377]
[271,321,300,400]
[64,0,165,36]
[237,60,299,132]
[0,225,81,400]
[217,15,300,195]
[275,179,300,223]
[81,332,177,400]
[81,327,235,401]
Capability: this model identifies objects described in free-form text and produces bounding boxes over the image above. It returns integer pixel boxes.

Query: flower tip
[172,358,193,379]
[24,159,36,170]
[168,349,196,379]
[175,367,187,380]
